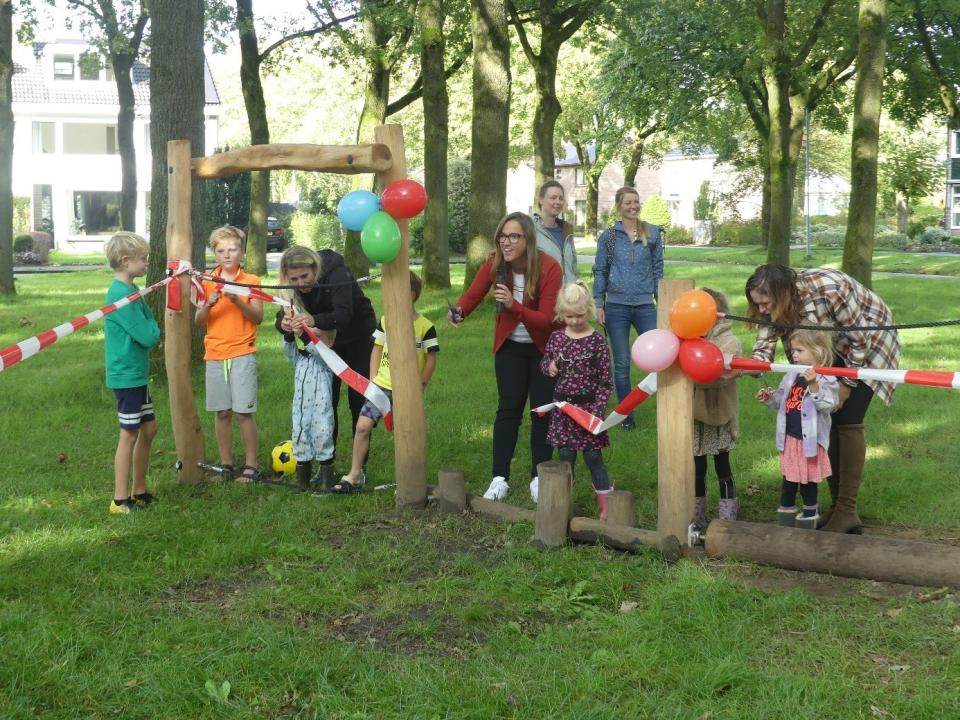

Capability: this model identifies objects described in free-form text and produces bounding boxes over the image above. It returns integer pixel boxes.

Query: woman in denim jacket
[591,186,664,430]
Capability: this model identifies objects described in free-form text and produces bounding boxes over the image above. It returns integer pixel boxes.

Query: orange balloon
[669,289,718,339]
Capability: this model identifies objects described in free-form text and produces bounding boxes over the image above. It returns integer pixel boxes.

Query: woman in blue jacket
[591,186,664,430]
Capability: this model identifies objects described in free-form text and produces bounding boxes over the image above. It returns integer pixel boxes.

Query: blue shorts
[359,387,392,426]
[113,385,155,431]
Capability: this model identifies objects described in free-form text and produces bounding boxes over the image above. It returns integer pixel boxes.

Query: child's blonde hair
[554,281,596,322]
[208,225,246,251]
[788,329,834,366]
[104,231,149,270]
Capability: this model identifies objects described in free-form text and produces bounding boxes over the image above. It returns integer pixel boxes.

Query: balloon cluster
[630,289,725,383]
[336,179,428,263]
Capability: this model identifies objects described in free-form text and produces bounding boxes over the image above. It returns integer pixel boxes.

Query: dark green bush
[13,234,33,253]
[813,230,845,247]
[667,225,693,244]
[713,219,762,246]
[875,232,909,250]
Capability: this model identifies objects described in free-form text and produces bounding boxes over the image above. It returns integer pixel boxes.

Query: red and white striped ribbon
[198,274,395,431]
[534,373,658,435]
[0,275,172,373]
[726,356,960,389]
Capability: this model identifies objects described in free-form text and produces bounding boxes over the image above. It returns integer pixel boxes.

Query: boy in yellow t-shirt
[332,271,438,493]
[194,225,264,482]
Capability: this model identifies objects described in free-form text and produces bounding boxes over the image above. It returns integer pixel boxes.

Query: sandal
[331,477,363,494]
[236,465,262,484]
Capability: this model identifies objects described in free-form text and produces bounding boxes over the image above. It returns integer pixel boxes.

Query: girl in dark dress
[540,281,614,518]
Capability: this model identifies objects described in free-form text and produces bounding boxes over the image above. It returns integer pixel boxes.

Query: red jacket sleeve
[511,254,562,331]
[457,257,494,317]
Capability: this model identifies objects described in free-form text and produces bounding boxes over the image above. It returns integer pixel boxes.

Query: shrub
[667,225,693,244]
[713,219,763,246]
[409,213,424,257]
[907,220,926,239]
[875,232,909,250]
[13,197,30,237]
[13,234,33,253]
[14,250,42,265]
[640,195,671,228]
[448,159,471,254]
[916,226,950,245]
[813,230,845,247]
[287,212,342,252]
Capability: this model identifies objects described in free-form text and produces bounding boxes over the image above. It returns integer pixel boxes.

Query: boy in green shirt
[103,232,161,515]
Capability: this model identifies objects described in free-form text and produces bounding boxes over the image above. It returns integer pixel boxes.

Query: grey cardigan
[764,371,839,457]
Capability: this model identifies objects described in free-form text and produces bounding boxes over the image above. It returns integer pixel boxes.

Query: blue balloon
[337,190,381,231]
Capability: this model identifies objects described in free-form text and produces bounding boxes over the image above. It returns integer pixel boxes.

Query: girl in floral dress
[540,282,614,518]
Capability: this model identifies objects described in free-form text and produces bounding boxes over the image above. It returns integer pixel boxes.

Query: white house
[947,126,960,237]
[11,5,220,252]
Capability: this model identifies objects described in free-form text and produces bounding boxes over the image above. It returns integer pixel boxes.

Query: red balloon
[380,179,427,219]
[678,339,725,384]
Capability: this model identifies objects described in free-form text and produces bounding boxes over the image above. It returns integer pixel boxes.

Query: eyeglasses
[497,233,525,245]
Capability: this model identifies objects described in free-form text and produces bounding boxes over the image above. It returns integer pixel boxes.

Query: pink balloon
[631,329,681,372]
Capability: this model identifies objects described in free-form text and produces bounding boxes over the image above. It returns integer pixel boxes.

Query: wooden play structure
[163,133,960,589]
[163,127,427,508]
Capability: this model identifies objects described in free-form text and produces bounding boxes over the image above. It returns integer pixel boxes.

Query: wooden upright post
[656,278,695,548]
[605,491,636,527]
[374,124,427,509]
[534,461,572,548]
[164,139,204,483]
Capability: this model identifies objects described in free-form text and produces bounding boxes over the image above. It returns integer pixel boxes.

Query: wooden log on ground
[534,461,573,548]
[164,140,204,484]
[656,278,696,552]
[569,517,682,561]
[437,468,466,513]
[467,495,535,523]
[191,143,393,178]
[374,125,427,510]
[605,491,636,527]
[705,519,960,589]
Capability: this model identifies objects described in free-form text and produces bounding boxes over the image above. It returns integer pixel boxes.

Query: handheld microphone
[495,264,508,314]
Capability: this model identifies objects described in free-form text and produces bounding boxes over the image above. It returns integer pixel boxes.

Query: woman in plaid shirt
[745,264,901,534]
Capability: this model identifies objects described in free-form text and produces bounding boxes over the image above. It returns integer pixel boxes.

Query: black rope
[195,271,382,291]
[721,312,960,333]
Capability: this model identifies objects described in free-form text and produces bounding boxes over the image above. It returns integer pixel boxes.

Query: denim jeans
[604,302,657,419]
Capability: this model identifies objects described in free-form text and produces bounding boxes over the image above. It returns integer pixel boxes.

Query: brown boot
[816,426,841,528]
[821,424,865,534]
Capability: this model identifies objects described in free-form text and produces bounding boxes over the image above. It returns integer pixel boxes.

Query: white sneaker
[529,476,539,504]
[483,476,509,500]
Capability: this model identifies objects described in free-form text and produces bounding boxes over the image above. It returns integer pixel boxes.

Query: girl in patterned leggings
[540,282,614,518]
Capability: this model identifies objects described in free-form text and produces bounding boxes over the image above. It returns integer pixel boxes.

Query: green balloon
[360,211,402,263]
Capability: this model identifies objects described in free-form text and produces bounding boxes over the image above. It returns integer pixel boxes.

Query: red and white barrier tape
[534,373,658,435]
[0,274,173,373]
[200,274,395,431]
[726,356,960,389]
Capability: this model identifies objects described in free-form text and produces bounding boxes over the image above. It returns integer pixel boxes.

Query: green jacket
[103,279,160,389]
[532,214,578,285]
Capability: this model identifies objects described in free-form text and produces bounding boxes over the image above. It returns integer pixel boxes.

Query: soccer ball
[271,440,296,475]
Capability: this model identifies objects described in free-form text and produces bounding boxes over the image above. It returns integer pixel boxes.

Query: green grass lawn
[1,264,959,718]
[577,243,960,277]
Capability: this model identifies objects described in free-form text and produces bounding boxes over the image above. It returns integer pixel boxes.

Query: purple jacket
[764,371,839,457]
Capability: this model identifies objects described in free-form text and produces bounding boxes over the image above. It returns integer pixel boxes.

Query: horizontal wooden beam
[705,519,960,589]
[191,143,393,179]
[569,517,682,562]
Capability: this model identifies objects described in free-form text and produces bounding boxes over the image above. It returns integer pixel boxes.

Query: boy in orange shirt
[195,225,264,481]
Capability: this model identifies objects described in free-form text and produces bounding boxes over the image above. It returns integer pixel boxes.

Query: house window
[575,168,585,186]
[53,54,75,80]
[104,61,115,82]
[32,122,55,154]
[952,185,960,230]
[954,130,960,156]
[33,185,53,233]
[73,191,122,235]
[63,123,119,155]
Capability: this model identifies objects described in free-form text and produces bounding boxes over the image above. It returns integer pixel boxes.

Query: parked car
[266,216,287,252]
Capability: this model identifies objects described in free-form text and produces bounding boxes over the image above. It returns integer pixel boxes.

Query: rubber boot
[313,463,336,493]
[777,508,797,527]
[693,496,708,529]
[596,489,613,520]
[817,425,841,528]
[718,497,739,521]
[292,461,312,494]
[821,423,865,534]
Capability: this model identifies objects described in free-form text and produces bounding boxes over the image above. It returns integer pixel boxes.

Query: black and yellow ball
[271,440,296,475]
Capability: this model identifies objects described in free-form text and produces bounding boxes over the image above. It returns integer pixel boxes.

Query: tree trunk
[147,0,208,364]
[760,159,771,247]
[843,0,887,288]
[0,0,13,295]
[895,189,909,233]
[346,2,389,278]
[464,0,510,287]
[113,54,138,231]
[585,170,600,240]
[237,0,269,276]
[420,0,451,288]
[624,137,645,188]
[531,39,561,202]
[764,71,795,265]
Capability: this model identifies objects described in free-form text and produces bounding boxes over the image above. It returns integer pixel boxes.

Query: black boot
[292,461,312,493]
[313,463,336,493]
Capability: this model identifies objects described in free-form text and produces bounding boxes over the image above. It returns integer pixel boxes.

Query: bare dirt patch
[158,565,269,612]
